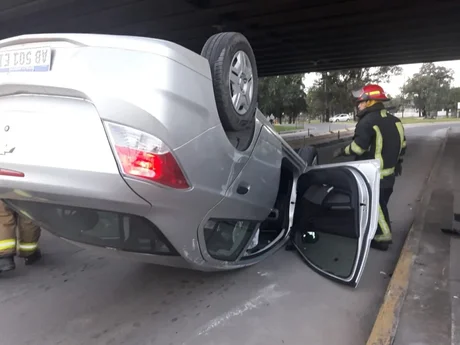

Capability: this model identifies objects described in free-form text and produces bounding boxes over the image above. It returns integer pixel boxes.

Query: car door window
[291,161,380,287]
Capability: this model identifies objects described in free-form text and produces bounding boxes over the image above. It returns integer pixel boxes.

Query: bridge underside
[2,0,460,76]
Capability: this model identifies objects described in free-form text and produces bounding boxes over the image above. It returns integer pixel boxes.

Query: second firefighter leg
[0,201,17,272]
[372,187,394,251]
[17,213,42,265]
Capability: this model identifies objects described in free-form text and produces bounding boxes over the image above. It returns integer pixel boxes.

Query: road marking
[190,284,289,340]
[366,127,450,345]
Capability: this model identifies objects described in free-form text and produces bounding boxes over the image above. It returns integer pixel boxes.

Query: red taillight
[0,169,24,177]
[104,122,189,189]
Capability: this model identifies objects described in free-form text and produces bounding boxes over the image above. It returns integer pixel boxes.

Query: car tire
[201,32,258,132]
[296,145,319,166]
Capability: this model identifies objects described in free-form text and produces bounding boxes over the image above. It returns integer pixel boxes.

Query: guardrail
[282,128,354,149]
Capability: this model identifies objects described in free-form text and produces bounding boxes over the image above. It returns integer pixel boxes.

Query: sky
[303,60,460,96]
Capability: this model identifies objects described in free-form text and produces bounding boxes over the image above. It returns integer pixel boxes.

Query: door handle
[237,182,250,195]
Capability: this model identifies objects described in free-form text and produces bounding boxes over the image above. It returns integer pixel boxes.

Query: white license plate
[0,47,51,73]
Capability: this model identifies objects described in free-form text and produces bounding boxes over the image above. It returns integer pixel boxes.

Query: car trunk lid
[0,94,151,215]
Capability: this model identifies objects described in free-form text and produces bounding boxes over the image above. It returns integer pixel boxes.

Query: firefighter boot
[285,239,295,251]
[371,240,392,251]
[0,255,15,272]
[24,249,42,266]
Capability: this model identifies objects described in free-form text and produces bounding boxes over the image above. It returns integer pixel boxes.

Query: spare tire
[201,32,258,132]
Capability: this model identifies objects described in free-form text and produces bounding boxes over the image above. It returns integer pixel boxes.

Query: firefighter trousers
[374,187,393,243]
[0,200,41,257]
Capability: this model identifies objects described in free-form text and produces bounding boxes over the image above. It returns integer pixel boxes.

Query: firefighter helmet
[352,84,390,103]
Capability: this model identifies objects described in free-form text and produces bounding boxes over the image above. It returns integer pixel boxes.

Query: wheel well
[225,121,256,151]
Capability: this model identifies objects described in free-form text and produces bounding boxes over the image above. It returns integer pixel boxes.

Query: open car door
[291,159,380,288]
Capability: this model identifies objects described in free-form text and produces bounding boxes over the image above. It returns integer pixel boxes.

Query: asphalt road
[0,123,457,345]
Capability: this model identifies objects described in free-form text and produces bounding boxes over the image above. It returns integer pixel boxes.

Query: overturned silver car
[0,32,380,287]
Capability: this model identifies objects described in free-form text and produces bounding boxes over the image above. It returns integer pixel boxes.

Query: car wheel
[296,145,319,166]
[201,32,258,132]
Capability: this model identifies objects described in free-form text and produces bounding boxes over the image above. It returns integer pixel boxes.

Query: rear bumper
[62,237,193,269]
[0,167,151,216]
[59,237,246,272]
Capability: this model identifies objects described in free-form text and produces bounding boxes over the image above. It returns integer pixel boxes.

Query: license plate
[0,47,51,73]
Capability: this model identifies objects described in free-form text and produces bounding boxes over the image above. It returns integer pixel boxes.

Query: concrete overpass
[2,0,460,76]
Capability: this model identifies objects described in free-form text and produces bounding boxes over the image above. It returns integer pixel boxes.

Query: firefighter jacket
[343,103,407,188]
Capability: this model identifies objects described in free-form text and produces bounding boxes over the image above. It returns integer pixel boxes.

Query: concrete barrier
[281,120,460,149]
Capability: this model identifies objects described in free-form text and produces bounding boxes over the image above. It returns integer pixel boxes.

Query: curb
[366,225,416,345]
[366,127,451,345]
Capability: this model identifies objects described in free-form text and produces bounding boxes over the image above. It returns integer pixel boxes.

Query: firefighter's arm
[395,118,407,157]
[400,132,407,157]
[342,119,372,157]
[395,119,406,176]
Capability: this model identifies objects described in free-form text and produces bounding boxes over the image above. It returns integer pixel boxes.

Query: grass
[273,125,299,132]
[399,117,460,124]
[273,119,321,133]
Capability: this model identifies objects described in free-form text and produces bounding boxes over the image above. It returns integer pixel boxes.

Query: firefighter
[0,200,42,272]
[333,84,406,251]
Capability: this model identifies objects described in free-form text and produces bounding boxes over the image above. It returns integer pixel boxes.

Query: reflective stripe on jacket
[343,103,406,188]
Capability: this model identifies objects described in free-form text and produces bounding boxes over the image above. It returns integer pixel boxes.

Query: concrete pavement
[0,123,457,345]
[387,127,460,345]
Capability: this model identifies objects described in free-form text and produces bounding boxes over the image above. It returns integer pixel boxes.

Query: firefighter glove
[332,147,345,158]
[395,159,403,176]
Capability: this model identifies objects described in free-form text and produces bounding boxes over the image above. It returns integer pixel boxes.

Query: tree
[402,63,454,117]
[386,95,403,113]
[258,74,307,124]
[305,66,402,121]
[387,93,412,116]
[447,87,460,118]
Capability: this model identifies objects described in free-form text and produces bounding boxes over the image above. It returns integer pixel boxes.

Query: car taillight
[104,122,190,189]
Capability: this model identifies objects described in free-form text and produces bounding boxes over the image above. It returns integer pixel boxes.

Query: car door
[290,159,380,288]
[197,122,283,264]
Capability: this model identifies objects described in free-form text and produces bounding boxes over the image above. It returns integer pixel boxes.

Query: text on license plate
[0,47,51,73]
